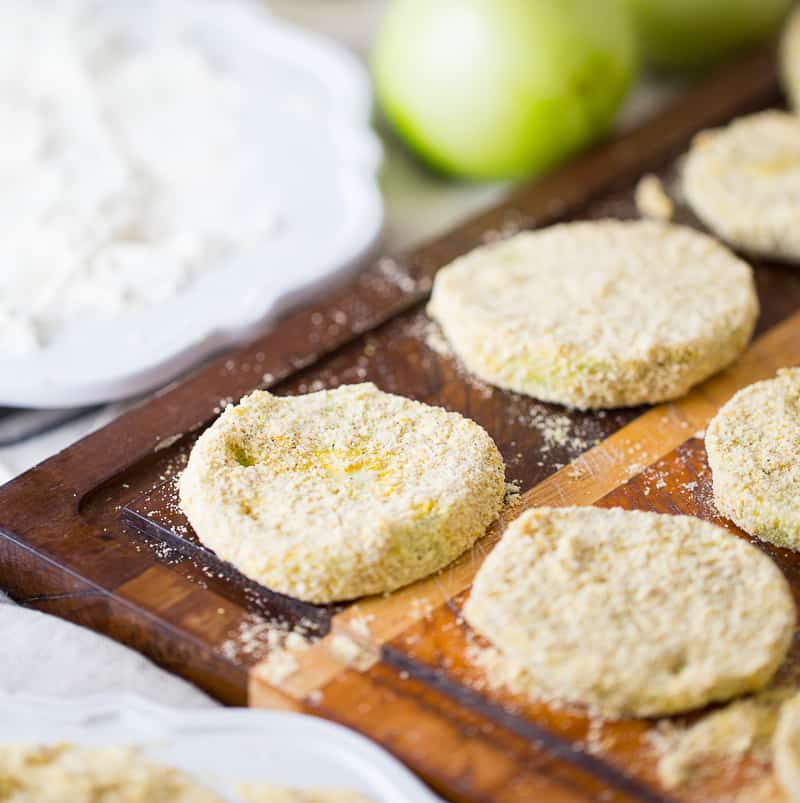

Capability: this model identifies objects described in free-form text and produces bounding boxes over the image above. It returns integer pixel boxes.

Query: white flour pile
[0,0,281,353]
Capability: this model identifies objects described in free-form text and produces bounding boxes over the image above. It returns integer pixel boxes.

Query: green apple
[371,0,637,180]
[626,0,792,72]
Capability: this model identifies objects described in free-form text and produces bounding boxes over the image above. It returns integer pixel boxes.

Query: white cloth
[0,3,684,707]
[0,594,213,706]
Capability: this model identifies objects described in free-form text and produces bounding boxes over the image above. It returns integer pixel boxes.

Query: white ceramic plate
[0,692,442,802]
[1,0,383,408]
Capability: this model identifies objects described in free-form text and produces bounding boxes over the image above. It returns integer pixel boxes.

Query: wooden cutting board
[0,44,797,803]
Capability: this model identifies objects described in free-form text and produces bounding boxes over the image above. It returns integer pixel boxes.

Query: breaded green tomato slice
[781,5,800,112]
[427,220,758,410]
[464,506,794,718]
[707,368,800,551]
[0,744,221,803]
[179,383,505,603]
[775,691,800,803]
[683,111,800,263]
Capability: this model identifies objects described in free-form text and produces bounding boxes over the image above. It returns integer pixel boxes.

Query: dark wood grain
[0,41,795,802]
[309,659,672,803]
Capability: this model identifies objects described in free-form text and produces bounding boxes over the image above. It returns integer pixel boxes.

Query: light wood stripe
[250,309,800,705]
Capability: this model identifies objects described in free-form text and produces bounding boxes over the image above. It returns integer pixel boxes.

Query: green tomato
[627,0,791,72]
[371,0,637,181]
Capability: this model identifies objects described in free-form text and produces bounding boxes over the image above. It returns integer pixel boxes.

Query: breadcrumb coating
[781,6,800,112]
[0,744,221,802]
[707,368,800,551]
[464,506,794,717]
[428,220,757,410]
[683,111,800,262]
[775,692,800,802]
[179,383,505,603]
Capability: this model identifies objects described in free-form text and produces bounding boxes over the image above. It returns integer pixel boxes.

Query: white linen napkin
[0,596,215,707]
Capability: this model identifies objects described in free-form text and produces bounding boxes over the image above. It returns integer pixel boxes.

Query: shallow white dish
[1,0,383,408]
[0,692,442,802]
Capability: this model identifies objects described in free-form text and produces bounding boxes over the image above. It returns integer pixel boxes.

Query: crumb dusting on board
[479,210,529,244]
[356,256,433,298]
[464,637,576,716]
[503,480,522,508]
[403,316,453,358]
[635,173,675,221]
[348,612,374,640]
[647,687,795,791]
[519,406,596,455]
[220,611,318,685]
[328,633,375,671]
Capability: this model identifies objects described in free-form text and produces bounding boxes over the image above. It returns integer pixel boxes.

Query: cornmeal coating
[706,369,800,551]
[775,692,800,803]
[464,506,794,718]
[0,744,221,803]
[683,110,800,262]
[427,220,757,410]
[179,383,505,603]
[781,6,800,111]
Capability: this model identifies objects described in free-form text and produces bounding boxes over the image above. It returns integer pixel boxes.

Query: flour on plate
[0,1,281,353]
